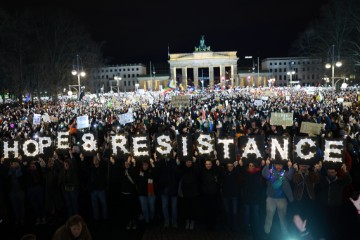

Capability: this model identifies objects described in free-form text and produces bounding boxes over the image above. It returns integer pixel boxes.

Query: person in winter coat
[178,158,200,230]
[239,159,266,239]
[156,151,180,228]
[119,155,139,230]
[200,159,221,230]
[291,162,321,237]
[219,160,240,231]
[262,159,294,239]
[24,159,46,225]
[316,164,352,240]
[7,158,26,226]
[52,214,92,240]
[81,154,108,223]
[136,159,157,225]
[58,158,80,218]
[41,157,64,225]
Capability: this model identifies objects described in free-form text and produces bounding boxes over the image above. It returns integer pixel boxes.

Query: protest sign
[270,112,293,126]
[42,114,51,123]
[33,114,41,125]
[76,115,90,129]
[118,112,134,125]
[337,98,344,103]
[171,95,191,107]
[343,102,352,107]
[254,100,263,106]
[300,122,322,135]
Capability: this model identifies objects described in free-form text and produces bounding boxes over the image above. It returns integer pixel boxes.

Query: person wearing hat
[262,158,294,239]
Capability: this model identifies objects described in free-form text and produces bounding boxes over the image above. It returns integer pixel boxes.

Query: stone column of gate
[209,66,214,89]
[231,65,237,87]
[220,65,226,88]
[181,67,187,90]
[170,67,176,82]
[193,67,199,89]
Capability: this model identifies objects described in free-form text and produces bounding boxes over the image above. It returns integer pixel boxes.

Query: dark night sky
[2,0,330,65]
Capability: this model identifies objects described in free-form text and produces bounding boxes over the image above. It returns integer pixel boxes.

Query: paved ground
[142,225,254,240]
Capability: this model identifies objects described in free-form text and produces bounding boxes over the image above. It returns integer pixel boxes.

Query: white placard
[286,95,290,101]
[254,100,263,106]
[261,96,269,101]
[42,114,51,123]
[33,114,41,125]
[337,98,344,103]
[77,115,90,129]
[118,112,134,125]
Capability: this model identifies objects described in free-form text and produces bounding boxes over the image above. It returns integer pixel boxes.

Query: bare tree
[0,7,104,102]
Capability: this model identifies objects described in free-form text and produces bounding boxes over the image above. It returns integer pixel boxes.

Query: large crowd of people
[1,86,360,240]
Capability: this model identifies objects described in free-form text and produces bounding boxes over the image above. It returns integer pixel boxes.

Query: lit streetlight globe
[71,70,77,75]
[80,71,86,77]
[68,90,73,96]
[325,63,331,69]
[335,61,342,67]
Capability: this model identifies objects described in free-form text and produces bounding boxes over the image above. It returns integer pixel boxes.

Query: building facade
[261,57,323,87]
[87,64,146,93]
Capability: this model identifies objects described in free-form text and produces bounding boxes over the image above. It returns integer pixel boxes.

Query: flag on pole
[163,79,176,93]
[316,91,324,102]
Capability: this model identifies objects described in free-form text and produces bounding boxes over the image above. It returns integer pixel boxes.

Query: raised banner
[216,137,235,163]
[270,112,293,126]
[176,134,192,161]
[293,137,318,165]
[269,135,291,164]
[300,122,322,135]
[0,132,347,166]
[155,133,173,159]
[77,115,90,129]
[321,138,344,168]
[239,136,266,166]
[131,134,150,161]
[194,133,215,160]
[171,95,191,108]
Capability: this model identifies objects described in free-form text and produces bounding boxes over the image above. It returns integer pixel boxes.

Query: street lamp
[71,54,86,97]
[135,83,139,93]
[287,70,296,87]
[325,44,342,88]
[114,75,122,94]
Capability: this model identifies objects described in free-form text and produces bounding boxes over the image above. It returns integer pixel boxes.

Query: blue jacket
[262,165,294,202]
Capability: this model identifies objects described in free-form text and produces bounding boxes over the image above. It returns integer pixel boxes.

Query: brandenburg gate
[168,36,238,89]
